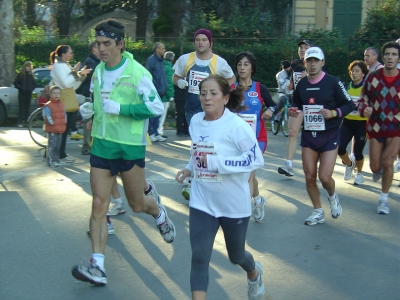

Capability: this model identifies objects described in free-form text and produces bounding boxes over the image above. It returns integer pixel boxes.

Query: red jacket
[44,99,66,134]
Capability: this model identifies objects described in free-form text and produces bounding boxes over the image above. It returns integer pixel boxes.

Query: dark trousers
[148,116,161,136]
[60,111,77,159]
[17,91,32,124]
[174,85,188,134]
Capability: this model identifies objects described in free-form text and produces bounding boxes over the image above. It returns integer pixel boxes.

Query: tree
[0,0,15,86]
[153,0,186,38]
[55,0,76,37]
[26,0,37,28]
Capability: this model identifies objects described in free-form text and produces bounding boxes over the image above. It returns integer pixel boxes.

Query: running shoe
[87,221,114,236]
[49,162,59,168]
[372,170,383,182]
[146,179,160,204]
[328,194,342,218]
[278,161,294,177]
[247,261,265,300]
[70,132,83,140]
[349,153,356,172]
[71,258,107,286]
[108,203,126,216]
[304,209,325,225]
[394,160,400,173]
[253,196,266,222]
[155,135,167,142]
[156,204,176,243]
[377,200,390,215]
[343,161,355,181]
[60,156,74,163]
[353,173,364,185]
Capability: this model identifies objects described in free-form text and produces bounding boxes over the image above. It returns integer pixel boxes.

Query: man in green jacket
[71,19,176,286]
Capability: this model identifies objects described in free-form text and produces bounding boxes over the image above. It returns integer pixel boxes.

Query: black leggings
[338,119,367,161]
[189,207,255,292]
[59,111,77,159]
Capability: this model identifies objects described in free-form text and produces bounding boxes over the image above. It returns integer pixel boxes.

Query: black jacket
[145,53,167,97]
[14,72,35,93]
[76,53,100,97]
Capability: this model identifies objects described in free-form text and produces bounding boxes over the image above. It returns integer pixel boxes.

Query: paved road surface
[0,126,399,300]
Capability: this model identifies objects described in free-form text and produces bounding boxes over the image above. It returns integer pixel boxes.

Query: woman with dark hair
[337,60,369,185]
[176,74,265,300]
[234,51,276,222]
[14,61,35,127]
[50,45,92,163]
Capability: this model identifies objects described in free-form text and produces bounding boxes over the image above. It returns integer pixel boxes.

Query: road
[0,125,399,300]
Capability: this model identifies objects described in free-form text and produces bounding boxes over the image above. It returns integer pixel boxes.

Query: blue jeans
[148,116,160,136]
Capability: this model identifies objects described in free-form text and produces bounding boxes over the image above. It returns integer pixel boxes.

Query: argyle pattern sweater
[358,68,400,138]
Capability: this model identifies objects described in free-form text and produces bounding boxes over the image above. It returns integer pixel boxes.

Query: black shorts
[90,154,145,176]
[301,129,340,153]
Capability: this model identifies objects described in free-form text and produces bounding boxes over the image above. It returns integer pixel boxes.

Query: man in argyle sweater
[358,41,400,215]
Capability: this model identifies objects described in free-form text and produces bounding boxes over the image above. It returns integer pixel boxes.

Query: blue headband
[95,30,124,42]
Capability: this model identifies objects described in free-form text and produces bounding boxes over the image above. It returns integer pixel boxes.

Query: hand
[79,102,94,119]
[177,79,188,89]
[364,107,372,118]
[79,66,93,76]
[87,120,92,130]
[301,70,308,78]
[287,81,294,91]
[169,97,174,102]
[262,109,273,120]
[176,169,192,183]
[288,107,300,117]
[102,99,120,115]
[319,108,334,119]
[74,62,81,73]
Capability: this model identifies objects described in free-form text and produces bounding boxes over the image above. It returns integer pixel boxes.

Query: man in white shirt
[173,28,235,125]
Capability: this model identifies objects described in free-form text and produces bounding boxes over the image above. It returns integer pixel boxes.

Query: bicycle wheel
[28,107,47,148]
[270,117,280,135]
[281,109,289,137]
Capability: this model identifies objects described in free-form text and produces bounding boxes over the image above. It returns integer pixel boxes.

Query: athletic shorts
[90,154,145,176]
[258,141,267,154]
[300,129,340,153]
[373,137,386,143]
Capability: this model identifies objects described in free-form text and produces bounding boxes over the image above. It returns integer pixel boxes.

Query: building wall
[293,0,377,33]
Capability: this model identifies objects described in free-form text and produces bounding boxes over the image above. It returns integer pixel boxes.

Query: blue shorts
[301,129,340,153]
[373,137,386,143]
[90,154,145,176]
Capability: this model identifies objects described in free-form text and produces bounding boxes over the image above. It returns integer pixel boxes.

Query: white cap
[304,47,325,60]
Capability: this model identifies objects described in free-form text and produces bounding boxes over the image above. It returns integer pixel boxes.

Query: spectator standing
[174,82,189,137]
[274,60,292,116]
[157,51,175,138]
[358,41,400,214]
[173,28,235,125]
[76,41,101,155]
[364,47,384,72]
[42,86,66,168]
[145,42,168,142]
[49,45,92,163]
[14,61,36,127]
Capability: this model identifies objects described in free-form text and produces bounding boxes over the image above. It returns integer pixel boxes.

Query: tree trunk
[83,0,91,23]
[156,0,186,38]
[136,0,148,41]
[56,0,75,37]
[26,0,37,28]
[0,0,15,86]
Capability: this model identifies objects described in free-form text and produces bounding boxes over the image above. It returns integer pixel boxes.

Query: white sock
[314,208,323,213]
[113,197,123,205]
[71,131,77,135]
[92,253,105,271]
[380,192,388,201]
[286,160,292,168]
[327,192,336,201]
[154,207,166,225]
[254,195,262,205]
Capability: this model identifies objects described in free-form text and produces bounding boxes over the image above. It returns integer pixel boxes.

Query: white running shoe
[394,160,400,173]
[108,203,126,216]
[71,258,107,286]
[377,200,389,214]
[353,173,364,185]
[349,153,356,173]
[247,261,265,300]
[372,170,383,182]
[278,161,294,176]
[146,179,160,204]
[304,209,325,225]
[155,135,167,142]
[343,161,355,181]
[328,194,342,218]
[156,204,176,243]
[253,196,266,222]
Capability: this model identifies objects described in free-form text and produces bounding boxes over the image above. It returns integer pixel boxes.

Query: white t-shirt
[185,109,264,218]
[173,52,234,80]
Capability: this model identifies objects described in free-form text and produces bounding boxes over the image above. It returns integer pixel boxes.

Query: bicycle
[28,107,84,148]
[271,95,290,137]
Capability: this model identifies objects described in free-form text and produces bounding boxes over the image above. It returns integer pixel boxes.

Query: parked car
[0,67,85,126]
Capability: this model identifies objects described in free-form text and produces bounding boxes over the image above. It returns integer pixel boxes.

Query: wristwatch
[331,110,337,118]
[268,106,276,112]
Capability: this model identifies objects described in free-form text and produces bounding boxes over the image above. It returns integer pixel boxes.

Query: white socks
[254,195,262,205]
[286,160,292,168]
[380,192,388,201]
[154,208,166,225]
[92,253,105,271]
[113,197,123,206]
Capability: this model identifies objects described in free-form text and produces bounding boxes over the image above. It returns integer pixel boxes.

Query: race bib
[303,105,325,131]
[191,141,222,182]
[188,70,209,94]
[238,114,257,134]
[349,96,361,116]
